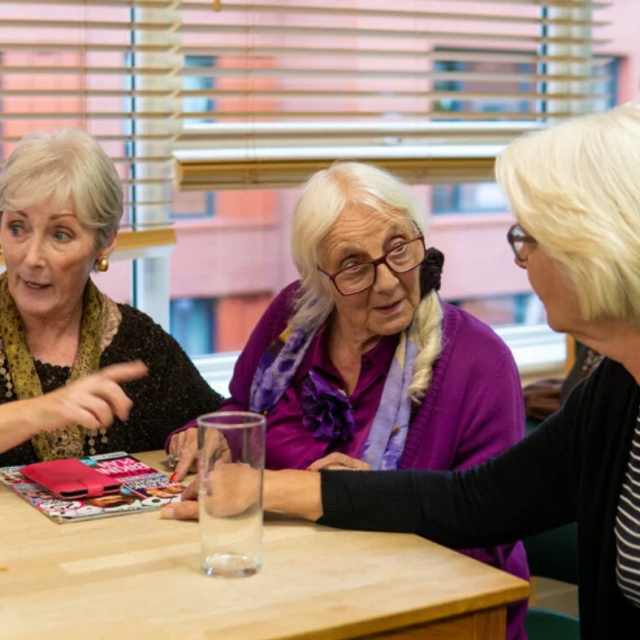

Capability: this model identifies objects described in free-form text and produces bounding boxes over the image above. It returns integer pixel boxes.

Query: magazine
[0,451,184,524]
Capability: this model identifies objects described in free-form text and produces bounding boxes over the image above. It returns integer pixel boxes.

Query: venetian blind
[173,0,610,189]
[0,0,179,235]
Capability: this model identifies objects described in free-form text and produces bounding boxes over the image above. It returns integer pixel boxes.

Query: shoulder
[440,300,513,365]
[570,357,634,407]
[268,281,301,319]
[101,303,183,365]
[254,281,302,339]
[115,303,170,339]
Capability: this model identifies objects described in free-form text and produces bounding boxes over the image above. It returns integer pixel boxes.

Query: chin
[545,314,571,334]
[373,314,414,336]
[12,299,53,319]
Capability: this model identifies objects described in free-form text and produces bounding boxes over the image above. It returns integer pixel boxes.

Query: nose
[373,261,399,291]
[23,237,46,268]
[514,256,527,270]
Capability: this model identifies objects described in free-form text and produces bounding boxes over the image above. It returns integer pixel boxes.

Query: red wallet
[21,459,122,499]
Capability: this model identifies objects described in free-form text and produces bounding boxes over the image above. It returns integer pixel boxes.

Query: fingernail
[169,473,178,483]
[160,506,174,519]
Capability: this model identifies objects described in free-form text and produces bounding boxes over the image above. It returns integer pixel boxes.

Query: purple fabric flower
[301,368,356,442]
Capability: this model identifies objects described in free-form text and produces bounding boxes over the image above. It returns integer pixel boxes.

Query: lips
[374,299,403,313]
[20,277,51,290]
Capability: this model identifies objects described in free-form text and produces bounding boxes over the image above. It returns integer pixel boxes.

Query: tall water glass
[197,411,266,577]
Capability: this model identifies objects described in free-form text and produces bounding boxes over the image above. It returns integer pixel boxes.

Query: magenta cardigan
[179,282,529,639]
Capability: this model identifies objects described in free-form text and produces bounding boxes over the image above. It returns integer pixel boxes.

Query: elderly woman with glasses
[166,161,529,640]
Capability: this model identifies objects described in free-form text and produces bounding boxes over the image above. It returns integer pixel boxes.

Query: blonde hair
[290,161,443,402]
[496,103,640,326]
[0,128,123,250]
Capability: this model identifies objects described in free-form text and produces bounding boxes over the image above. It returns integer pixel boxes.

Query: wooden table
[0,451,528,640]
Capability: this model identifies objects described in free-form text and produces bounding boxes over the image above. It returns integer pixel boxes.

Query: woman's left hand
[307,453,371,472]
[167,427,199,481]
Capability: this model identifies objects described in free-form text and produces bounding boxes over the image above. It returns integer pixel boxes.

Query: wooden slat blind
[0,0,179,217]
[173,0,610,189]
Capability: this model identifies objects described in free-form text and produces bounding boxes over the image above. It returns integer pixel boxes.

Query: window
[170,298,216,357]
[432,54,620,215]
[0,1,618,375]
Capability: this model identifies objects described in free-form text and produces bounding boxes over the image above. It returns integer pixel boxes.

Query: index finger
[99,361,148,384]
[173,453,196,482]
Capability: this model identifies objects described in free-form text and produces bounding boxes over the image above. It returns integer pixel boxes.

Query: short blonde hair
[290,161,442,403]
[0,128,123,250]
[496,103,640,325]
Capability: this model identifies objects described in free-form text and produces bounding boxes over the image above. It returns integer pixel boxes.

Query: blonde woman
[0,129,222,467]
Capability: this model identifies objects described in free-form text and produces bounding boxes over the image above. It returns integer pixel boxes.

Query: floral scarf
[0,273,121,461]
[248,249,444,470]
[248,320,417,470]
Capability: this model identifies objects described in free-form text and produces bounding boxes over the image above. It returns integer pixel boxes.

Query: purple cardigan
[187,282,529,639]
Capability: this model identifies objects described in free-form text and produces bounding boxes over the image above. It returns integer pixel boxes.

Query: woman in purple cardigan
[167,162,528,639]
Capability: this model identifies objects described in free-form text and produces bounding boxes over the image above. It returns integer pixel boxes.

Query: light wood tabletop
[0,451,528,640]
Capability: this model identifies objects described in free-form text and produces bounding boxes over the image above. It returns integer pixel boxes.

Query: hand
[161,462,259,521]
[168,427,230,482]
[36,361,148,433]
[167,427,197,482]
[161,476,199,520]
[307,452,371,472]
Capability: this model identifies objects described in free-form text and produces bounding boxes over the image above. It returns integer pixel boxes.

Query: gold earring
[95,257,109,272]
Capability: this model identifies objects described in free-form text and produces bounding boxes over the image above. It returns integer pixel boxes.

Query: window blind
[173,0,611,189]
[0,0,179,220]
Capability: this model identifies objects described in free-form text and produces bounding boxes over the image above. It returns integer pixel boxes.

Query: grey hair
[289,161,443,403]
[0,128,123,250]
[496,102,640,326]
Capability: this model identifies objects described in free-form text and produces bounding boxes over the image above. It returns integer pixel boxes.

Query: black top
[319,357,640,639]
[0,304,223,467]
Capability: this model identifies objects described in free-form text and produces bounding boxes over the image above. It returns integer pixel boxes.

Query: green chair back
[523,523,580,639]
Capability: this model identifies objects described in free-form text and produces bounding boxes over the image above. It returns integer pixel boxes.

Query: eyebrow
[13,210,76,220]
[333,223,414,259]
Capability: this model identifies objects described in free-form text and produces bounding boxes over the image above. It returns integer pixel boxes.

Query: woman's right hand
[34,361,148,433]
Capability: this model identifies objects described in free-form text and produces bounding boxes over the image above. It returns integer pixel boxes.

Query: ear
[99,233,118,260]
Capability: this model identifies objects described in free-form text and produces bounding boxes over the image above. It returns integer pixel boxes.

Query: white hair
[0,128,123,250]
[290,161,443,403]
[496,102,640,325]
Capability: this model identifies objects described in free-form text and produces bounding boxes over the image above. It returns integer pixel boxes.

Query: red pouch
[21,459,121,499]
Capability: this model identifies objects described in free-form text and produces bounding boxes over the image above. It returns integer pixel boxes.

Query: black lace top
[0,304,223,467]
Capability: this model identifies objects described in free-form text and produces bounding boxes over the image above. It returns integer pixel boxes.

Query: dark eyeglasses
[507,224,537,263]
[318,235,425,296]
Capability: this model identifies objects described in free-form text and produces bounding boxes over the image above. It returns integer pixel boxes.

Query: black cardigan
[320,357,640,638]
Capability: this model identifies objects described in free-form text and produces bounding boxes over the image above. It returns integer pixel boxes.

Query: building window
[183,55,215,125]
[170,297,216,357]
[432,53,619,215]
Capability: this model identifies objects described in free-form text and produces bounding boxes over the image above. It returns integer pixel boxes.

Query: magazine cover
[0,451,184,524]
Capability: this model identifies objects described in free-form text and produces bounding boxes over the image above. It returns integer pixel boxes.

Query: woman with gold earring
[0,128,222,467]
